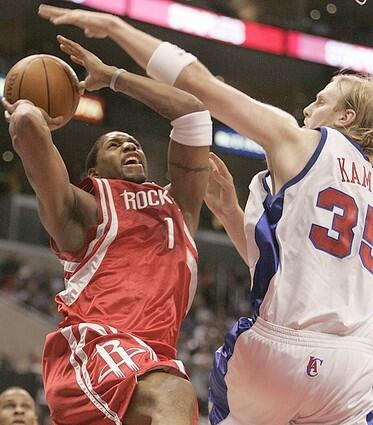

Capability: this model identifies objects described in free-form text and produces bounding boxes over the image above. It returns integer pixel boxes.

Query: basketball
[4,54,80,129]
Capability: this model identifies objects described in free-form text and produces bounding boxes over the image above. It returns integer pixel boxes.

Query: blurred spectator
[0,256,20,295]
[0,257,63,322]
[0,356,15,375]
[0,386,38,425]
[0,355,49,425]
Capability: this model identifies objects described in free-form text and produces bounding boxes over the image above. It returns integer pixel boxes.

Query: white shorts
[211,317,373,425]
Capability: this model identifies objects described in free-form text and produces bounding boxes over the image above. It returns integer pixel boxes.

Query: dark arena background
[0,0,371,423]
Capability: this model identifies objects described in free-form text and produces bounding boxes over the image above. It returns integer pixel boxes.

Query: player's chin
[303,120,318,130]
[122,173,147,184]
[121,164,147,184]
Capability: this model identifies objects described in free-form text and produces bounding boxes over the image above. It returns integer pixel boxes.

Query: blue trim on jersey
[263,127,328,201]
[249,128,328,315]
[209,317,255,425]
[251,198,282,314]
[282,126,328,190]
[367,410,373,424]
[340,130,370,162]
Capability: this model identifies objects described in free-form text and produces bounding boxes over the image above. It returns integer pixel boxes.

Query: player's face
[0,389,37,425]
[303,80,348,129]
[92,131,148,183]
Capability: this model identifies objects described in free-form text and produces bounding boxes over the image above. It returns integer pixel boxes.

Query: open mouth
[122,156,144,174]
[124,157,140,165]
[122,154,143,166]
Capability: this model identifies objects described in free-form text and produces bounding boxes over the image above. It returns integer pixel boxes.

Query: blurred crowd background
[0,0,371,423]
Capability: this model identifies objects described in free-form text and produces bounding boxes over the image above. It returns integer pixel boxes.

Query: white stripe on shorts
[61,325,123,425]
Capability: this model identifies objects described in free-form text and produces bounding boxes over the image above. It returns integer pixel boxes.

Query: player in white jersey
[38,5,373,424]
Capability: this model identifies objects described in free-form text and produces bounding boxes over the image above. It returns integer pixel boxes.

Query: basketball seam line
[41,58,51,116]
[17,57,39,103]
[60,62,77,118]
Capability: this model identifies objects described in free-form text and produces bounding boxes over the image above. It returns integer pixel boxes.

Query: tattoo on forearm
[169,161,210,173]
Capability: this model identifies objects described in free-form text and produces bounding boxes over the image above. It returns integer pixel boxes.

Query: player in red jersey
[2,35,212,425]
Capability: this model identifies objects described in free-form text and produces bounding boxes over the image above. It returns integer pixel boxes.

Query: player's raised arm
[39,5,318,185]
[58,35,211,235]
[2,98,97,252]
[37,3,299,146]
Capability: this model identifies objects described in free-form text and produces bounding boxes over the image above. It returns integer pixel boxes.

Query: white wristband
[170,110,212,147]
[147,42,197,86]
[110,68,126,91]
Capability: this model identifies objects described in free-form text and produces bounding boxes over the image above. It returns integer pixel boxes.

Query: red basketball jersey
[52,177,198,360]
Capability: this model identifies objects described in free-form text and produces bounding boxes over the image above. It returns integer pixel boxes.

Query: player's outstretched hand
[38,4,118,39]
[57,35,115,92]
[205,152,240,219]
[2,98,63,131]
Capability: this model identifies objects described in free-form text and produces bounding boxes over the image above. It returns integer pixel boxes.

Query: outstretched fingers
[38,4,68,18]
[57,35,86,64]
[71,55,85,66]
[57,35,83,54]
[211,168,233,190]
[209,152,233,180]
[209,168,232,192]
[208,156,218,173]
[209,153,234,190]
[38,5,76,25]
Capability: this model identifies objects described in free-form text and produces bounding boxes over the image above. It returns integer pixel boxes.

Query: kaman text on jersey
[337,157,372,193]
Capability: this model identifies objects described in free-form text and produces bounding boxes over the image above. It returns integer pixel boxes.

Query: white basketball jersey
[244,127,373,337]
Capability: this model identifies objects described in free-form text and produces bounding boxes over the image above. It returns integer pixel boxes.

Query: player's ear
[88,167,99,177]
[336,108,356,129]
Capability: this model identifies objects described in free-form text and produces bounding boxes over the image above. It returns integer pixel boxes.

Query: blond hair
[332,73,373,161]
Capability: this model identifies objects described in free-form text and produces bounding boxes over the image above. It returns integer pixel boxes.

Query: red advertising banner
[64,0,373,73]
[243,21,285,55]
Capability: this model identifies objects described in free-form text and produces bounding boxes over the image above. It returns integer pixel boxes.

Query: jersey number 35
[309,187,372,274]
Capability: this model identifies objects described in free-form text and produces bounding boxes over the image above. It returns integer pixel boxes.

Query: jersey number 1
[309,187,373,274]
[164,217,175,249]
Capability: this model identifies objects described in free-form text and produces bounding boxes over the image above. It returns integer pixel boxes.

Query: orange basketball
[4,54,80,130]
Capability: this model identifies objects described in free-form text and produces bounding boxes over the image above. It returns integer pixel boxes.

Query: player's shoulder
[323,127,369,161]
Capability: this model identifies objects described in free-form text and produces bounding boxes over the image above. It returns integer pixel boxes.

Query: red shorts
[43,323,192,425]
